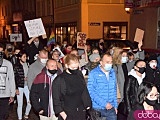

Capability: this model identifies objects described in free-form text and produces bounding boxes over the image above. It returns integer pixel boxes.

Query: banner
[24,18,46,38]
[77,32,87,49]
[10,34,22,42]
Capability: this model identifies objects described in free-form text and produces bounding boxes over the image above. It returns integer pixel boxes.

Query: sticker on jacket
[0,66,7,90]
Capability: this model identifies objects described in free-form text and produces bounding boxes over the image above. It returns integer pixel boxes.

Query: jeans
[17,86,31,119]
[96,107,117,120]
[0,97,10,120]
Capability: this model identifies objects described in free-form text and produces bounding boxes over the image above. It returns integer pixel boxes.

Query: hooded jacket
[0,59,15,98]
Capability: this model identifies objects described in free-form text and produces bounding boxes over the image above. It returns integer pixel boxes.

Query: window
[55,22,77,44]
[103,22,128,40]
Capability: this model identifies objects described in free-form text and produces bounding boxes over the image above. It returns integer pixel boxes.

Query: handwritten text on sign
[77,32,86,49]
[10,34,22,42]
[24,18,46,38]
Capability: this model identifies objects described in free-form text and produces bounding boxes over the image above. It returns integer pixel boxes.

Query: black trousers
[58,106,86,120]
[0,97,10,120]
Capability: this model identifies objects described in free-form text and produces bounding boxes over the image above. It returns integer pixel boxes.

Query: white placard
[10,34,22,42]
[24,18,46,38]
[77,32,87,49]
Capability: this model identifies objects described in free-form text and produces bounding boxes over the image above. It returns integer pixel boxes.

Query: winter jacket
[145,64,160,92]
[124,69,145,114]
[87,65,117,109]
[14,62,25,89]
[30,68,61,116]
[52,70,92,116]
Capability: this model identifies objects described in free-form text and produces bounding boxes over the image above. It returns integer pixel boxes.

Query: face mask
[149,62,157,69]
[7,48,12,52]
[137,66,146,74]
[100,42,104,46]
[48,69,57,75]
[145,98,157,106]
[40,58,48,64]
[121,57,128,63]
[104,63,112,71]
[68,68,79,74]
[110,50,114,55]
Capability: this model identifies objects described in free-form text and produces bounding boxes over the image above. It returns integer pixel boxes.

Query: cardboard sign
[24,18,46,38]
[10,34,22,42]
[77,32,87,49]
[134,28,144,46]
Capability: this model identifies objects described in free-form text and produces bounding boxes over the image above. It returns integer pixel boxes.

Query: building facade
[54,0,130,44]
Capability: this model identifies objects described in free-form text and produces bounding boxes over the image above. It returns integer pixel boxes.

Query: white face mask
[40,58,48,64]
[121,57,128,63]
[149,62,157,69]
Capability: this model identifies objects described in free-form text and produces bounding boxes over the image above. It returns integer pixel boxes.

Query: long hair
[137,81,156,104]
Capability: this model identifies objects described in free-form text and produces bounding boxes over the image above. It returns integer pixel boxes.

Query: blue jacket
[87,65,117,109]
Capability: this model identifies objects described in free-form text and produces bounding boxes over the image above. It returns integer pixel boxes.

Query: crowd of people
[0,36,160,120]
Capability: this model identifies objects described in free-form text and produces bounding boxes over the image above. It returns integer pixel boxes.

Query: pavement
[7,102,39,120]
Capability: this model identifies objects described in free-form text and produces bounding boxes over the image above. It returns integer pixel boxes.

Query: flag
[47,31,55,46]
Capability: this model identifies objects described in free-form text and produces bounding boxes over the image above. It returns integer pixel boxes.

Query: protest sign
[10,34,22,42]
[24,18,46,38]
[77,32,87,49]
[134,28,144,46]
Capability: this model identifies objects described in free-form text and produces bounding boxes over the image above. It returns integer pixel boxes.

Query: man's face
[39,51,48,59]
[46,60,58,70]
[100,55,113,68]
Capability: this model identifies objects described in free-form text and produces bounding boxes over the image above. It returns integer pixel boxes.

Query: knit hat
[148,55,157,63]
[89,53,100,62]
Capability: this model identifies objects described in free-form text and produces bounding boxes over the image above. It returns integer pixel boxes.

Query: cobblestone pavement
[7,103,39,120]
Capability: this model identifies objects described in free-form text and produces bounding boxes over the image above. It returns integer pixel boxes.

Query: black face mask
[48,69,57,75]
[133,51,138,54]
[68,68,79,74]
[7,48,12,52]
[145,98,157,106]
[137,67,146,74]
[100,42,104,46]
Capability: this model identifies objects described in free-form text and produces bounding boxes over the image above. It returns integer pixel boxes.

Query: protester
[51,49,63,72]
[25,36,45,64]
[14,51,31,120]
[30,59,60,120]
[98,39,107,55]
[27,49,48,90]
[87,53,117,120]
[0,43,15,120]
[124,59,146,116]
[128,82,160,120]
[52,54,91,120]
[145,55,160,92]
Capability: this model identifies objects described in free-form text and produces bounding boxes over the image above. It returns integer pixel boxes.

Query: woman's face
[66,60,79,70]
[146,86,159,101]
[52,51,60,60]
[20,54,27,63]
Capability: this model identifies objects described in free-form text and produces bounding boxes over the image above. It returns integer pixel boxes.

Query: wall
[88,3,130,39]
[129,7,158,49]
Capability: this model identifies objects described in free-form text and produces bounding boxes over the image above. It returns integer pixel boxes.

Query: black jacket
[127,103,160,120]
[52,70,92,116]
[25,41,44,65]
[14,62,25,89]
[124,75,142,114]
[145,65,160,92]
